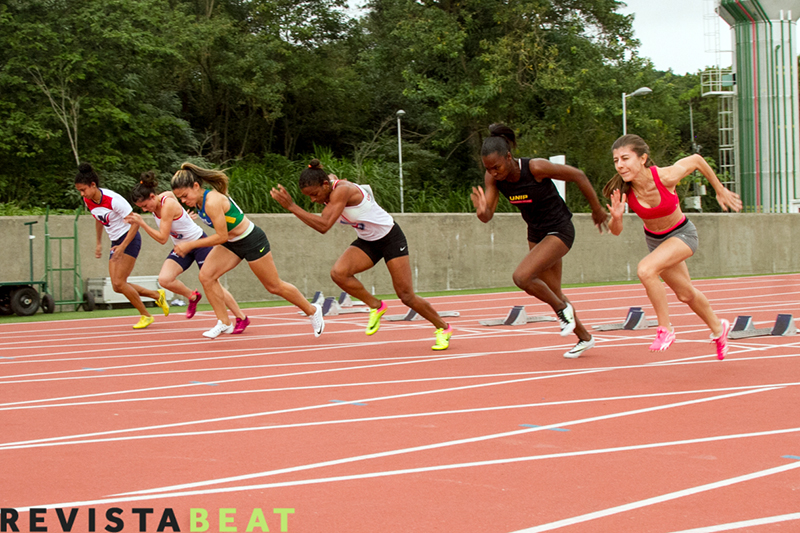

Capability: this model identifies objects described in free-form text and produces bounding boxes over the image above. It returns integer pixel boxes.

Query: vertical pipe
[397,114,404,214]
[790,11,799,205]
[622,93,627,136]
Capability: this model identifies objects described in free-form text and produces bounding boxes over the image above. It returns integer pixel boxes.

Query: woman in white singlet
[125,172,249,334]
[270,159,453,351]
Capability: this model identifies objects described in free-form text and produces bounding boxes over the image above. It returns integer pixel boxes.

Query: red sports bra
[627,166,679,220]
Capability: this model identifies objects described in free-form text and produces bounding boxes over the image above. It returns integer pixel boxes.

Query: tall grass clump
[224,147,492,215]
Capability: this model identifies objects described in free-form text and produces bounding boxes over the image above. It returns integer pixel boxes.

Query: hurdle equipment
[592,307,657,331]
[727,314,797,339]
[386,308,460,321]
[479,305,556,327]
[321,296,370,317]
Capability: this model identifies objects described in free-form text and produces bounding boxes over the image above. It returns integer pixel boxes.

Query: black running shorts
[350,223,409,265]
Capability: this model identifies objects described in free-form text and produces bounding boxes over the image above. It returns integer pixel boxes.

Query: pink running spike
[649,326,676,352]
[232,316,250,334]
[186,291,202,319]
[712,319,731,360]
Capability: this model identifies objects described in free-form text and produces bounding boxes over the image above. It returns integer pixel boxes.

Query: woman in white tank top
[270,159,453,351]
[126,172,249,336]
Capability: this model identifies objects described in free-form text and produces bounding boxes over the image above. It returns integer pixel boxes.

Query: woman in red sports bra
[604,134,742,359]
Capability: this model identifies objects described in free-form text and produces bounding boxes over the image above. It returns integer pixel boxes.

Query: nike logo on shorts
[259,247,265,253]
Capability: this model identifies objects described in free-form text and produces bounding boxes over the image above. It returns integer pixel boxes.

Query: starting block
[310,291,325,306]
[479,305,556,327]
[337,292,365,308]
[593,307,657,331]
[728,314,797,339]
[321,296,370,317]
[386,309,461,322]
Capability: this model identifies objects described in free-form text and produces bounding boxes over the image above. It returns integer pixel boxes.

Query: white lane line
[510,460,800,533]
[1,347,796,412]
[3,384,797,451]
[664,512,800,532]
[111,386,780,496]
[14,423,798,513]
[0,366,611,449]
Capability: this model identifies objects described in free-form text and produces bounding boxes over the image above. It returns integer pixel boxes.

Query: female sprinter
[604,134,742,359]
[170,162,324,339]
[125,171,249,334]
[74,163,169,329]
[269,159,453,351]
[471,124,608,359]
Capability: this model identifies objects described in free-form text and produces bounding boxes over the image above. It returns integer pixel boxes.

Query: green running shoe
[432,324,453,351]
[366,301,388,335]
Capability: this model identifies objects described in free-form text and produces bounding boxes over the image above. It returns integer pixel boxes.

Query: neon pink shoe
[649,326,676,352]
[232,316,250,334]
[186,291,202,319]
[711,318,731,360]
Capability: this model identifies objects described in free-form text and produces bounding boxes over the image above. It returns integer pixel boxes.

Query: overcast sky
[619,0,726,74]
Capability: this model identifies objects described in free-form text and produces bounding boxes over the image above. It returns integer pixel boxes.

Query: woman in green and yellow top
[170,162,324,339]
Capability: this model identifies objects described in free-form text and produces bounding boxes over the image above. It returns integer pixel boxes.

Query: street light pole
[622,86,652,136]
[622,92,627,136]
[396,109,405,214]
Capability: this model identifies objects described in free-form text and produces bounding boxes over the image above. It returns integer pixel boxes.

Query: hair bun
[309,159,322,169]
[78,162,94,173]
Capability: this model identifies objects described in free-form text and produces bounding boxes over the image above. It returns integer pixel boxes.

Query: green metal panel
[718,0,800,212]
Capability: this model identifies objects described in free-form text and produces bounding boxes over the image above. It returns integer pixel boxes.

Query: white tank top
[152,195,204,244]
[331,180,394,241]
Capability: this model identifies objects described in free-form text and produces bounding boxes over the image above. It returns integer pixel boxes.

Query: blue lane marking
[520,424,569,432]
[83,368,104,372]
[190,381,219,386]
[783,455,800,461]
[330,399,368,406]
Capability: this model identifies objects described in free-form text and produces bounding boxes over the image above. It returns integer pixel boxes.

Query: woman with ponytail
[125,171,248,332]
[170,162,324,339]
[605,134,741,358]
[75,163,169,329]
[270,159,454,351]
[471,124,608,359]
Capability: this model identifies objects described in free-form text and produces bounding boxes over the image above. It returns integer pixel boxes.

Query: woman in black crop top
[471,124,608,359]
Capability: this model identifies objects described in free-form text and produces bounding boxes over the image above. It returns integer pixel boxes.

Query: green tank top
[197,189,245,232]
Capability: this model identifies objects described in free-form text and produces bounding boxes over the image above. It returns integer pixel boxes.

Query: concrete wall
[2,213,799,303]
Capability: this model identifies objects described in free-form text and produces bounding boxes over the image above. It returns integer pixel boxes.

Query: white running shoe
[203,320,234,339]
[556,302,576,337]
[564,336,595,359]
[310,303,324,337]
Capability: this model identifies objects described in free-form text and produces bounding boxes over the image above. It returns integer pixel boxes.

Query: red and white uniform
[83,188,133,241]
[152,195,204,245]
[331,180,394,241]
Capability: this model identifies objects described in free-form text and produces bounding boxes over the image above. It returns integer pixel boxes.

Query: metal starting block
[386,309,461,321]
[593,307,657,331]
[728,314,797,339]
[337,292,365,307]
[310,291,325,306]
[321,296,370,316]
[479,305,556,326]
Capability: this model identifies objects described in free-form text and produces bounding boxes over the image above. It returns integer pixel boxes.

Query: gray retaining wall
[2,213,798,305]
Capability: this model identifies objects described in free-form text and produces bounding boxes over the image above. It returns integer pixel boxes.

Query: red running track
[0,274,799,532]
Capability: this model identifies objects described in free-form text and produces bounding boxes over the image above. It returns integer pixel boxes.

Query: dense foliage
[0,0,723,213]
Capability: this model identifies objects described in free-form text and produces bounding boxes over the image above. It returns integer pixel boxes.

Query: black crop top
[494,158,572,231]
